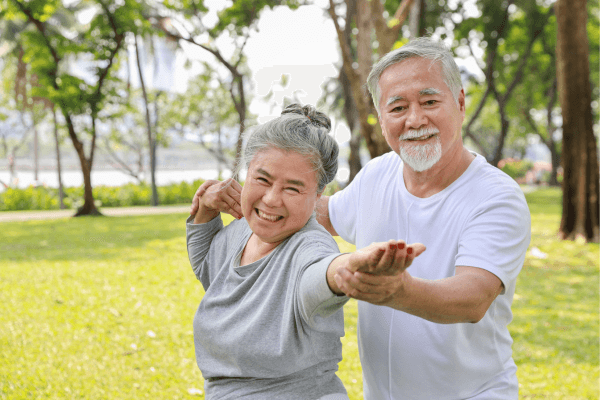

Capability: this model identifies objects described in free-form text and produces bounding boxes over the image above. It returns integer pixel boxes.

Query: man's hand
[191,178,243,223]
[333,240,425,306]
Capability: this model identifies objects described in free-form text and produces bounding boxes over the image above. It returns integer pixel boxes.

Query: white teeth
[408,134,434,141]
[257,209,281,222]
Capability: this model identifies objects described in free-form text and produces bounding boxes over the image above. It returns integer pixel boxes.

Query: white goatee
[398,127,442,172]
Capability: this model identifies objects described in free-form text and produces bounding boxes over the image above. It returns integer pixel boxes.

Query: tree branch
[13,0,61,66]
[101,137,143,181]
[328,0,360,84]
[390,0,414,38]
[502,8,553,103]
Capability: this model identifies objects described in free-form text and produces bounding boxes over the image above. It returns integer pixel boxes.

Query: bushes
[0,180,205,211]
[498,158,534,180]
[0,178,347,212]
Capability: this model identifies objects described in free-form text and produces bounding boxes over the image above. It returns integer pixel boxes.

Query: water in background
[0,166,350,192]
[0,169,231,192]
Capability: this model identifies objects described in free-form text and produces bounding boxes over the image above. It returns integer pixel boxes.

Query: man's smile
[403,133,437,142]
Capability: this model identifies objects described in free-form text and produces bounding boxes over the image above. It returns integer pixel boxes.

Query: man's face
[377,57,466,172]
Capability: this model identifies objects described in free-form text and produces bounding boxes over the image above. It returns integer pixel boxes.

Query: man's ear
[458,89,466,112]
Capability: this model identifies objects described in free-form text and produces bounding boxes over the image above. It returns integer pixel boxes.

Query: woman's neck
[240,234,282,266]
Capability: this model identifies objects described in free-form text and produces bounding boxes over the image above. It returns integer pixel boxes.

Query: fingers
[346,243,385,273]
[377,240,401,272]
[191,180,218,215]
[334,267,398,305]
[409,243,426,257]
[191,179,244,219]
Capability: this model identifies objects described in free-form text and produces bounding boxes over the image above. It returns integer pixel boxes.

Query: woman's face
[241,147,321,246]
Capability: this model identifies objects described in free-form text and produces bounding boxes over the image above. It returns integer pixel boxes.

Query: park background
[1,0,598,398]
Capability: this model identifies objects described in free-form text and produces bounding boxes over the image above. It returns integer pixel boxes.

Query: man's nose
[405,105,427,129]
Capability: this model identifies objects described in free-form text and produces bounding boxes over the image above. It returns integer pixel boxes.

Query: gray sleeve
[298,253,349,328]
[186,215,223,281]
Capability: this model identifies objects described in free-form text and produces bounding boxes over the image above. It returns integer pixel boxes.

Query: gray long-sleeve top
[186,215,350,400]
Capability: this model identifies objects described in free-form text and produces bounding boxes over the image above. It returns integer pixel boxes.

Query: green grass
[0,187,598,399]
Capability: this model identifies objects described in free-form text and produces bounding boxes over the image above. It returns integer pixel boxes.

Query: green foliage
[0,178,346,211]
[0,180,205,211]
[210,0,303,36]
[0,187,597,399]
[499,158,534,180]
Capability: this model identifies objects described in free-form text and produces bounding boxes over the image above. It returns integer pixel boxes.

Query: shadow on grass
[0,213,192,262]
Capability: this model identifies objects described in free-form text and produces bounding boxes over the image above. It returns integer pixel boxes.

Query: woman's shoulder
[287,216,339,252]
[222,217,251,237]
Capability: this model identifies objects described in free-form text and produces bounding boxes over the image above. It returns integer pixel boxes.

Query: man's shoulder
[356,151,401,182]
[470,156,523,192]
[457,154,529,210]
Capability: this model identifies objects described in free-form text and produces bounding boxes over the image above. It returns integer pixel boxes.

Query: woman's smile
[255,208,284,222]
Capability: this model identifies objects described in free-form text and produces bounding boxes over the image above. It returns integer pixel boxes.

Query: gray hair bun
[281,104,332,132]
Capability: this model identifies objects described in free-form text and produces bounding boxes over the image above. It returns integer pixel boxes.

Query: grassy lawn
[0,187,598,399]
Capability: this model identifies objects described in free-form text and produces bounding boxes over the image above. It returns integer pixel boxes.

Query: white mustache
[400,127,440,140]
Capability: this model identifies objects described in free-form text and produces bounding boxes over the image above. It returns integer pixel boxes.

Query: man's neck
[403,147,475,198]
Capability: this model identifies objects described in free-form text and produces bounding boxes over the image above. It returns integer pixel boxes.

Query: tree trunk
[547,78,560,186]
[52,107,65,209]
[63,113,100,216]
[328,0,391,161]
[135,34,159,206]
[556,0,599,242]
[339,66,362,184]
[491,112,510,167]
[33,125,39,183]
[409,0,422,38]
[231,74,246,182]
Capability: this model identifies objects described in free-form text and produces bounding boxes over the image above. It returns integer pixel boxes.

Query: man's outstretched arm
[335,264,503,324]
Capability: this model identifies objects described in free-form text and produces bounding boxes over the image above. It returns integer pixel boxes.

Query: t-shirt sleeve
[186,214,224,288]
[328,165,368,245]
[294,233,349,329]
[455,186,531,294]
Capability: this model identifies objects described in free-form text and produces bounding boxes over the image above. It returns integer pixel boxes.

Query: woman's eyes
[256,177,300,193]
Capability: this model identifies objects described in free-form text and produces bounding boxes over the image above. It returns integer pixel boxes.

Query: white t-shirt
[329,152,531,400]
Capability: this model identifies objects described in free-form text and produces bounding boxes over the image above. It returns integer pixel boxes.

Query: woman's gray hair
[239,104,338,194]
[367,37,463,114]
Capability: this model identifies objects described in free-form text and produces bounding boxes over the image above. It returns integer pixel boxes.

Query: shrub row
[0,180,205,211]
[0,179,344,212]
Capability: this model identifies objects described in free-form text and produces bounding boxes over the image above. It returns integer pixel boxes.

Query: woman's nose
[262,186,282,206]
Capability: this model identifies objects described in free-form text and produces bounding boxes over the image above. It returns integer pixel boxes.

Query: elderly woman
[187,104,423,400]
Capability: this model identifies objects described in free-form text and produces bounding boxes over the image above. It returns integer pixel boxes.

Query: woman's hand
[191,178,243,223]
[345,240,426,276]
[326,240,425,295]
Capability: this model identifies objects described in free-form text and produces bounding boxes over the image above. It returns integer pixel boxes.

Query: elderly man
[317,38,531,399]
